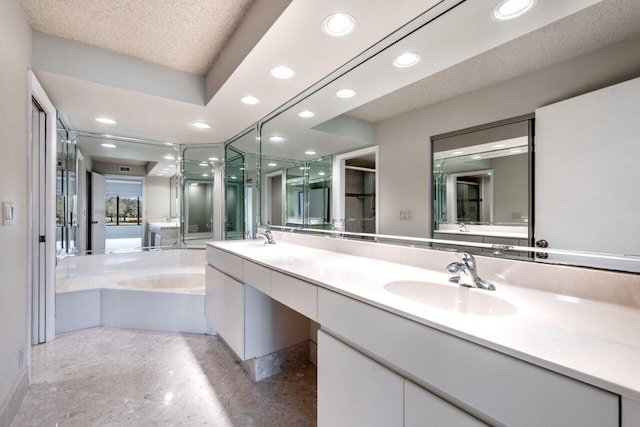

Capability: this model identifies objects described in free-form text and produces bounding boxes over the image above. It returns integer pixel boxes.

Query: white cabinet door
[205,265,244,359]
[405,380,487,427]
[318,330,403,427]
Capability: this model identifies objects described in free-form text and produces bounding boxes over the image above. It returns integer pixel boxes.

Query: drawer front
[318,288,619,427]
[206,246,242,280]
[271,271,318,321]
[243,260,270,295]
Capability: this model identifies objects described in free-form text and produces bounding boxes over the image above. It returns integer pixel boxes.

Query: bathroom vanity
[205,235,640,427]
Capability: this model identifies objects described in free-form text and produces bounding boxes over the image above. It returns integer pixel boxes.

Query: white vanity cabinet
[318,288,619,427]
[205,265,244,358]
[318,330,404,427]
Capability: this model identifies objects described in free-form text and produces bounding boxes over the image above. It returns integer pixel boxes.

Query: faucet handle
[456,252,476,267]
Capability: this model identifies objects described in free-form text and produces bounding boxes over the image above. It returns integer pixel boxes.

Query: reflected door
[90,172,106,252]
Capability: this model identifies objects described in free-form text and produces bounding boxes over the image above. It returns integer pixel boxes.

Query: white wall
[144,176,171,220]
[375,36,640,237]
[0,0,32,422]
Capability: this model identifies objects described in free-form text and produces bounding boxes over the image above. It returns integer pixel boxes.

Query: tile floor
[12,328,317,426]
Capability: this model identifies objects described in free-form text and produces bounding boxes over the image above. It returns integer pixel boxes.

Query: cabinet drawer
[405,380,487,427]
[271,271,318,321]
[243,260,270,295]
[318,288,618,427]
[206,246,242,280]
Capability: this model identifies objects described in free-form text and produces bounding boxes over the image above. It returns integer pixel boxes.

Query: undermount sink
[384,280,517,316]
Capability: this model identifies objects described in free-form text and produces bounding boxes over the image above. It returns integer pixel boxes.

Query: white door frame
[332,146,379,234]
[27,71,57,345]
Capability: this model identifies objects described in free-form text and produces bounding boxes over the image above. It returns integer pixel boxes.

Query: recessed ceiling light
[269,136,285,143]
[241,95,260,105]
[298,110,315,118]
[164,155,175,160]
[192,122,211,129]
[305,150,317,155]
[202,173,209,177]
[96,117,116,125]
[230,175,237,180]
[208,157,219,161]
[393,52,421,68]
[322,13,356,37]
[471,155,483,159]
[492,144,506,148]
[190,183,199,186]
[492,0,535,21]
[452,151,464,155]
[336,88,356,98]
[267,162,277,167]
[101,143,116,148]
[510,148,524,153]
[270,65,294,79]
[319,172,326,176]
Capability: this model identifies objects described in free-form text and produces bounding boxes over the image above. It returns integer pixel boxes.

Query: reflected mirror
[256,0,640,272]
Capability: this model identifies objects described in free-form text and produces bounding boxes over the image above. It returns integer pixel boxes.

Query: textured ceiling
[347,0,640,123]
[20,0,255,74]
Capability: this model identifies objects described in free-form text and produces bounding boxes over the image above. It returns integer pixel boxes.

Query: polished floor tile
[12,327,317,426]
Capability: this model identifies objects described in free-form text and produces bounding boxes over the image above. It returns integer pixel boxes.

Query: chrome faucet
[458,222,469,232]
[256,226,275,245]
[446,252,495,290]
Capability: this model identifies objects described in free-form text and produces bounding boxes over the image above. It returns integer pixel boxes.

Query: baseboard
[0,368,29,427]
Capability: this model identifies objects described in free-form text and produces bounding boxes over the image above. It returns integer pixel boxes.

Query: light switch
[3,202,14,225]
[400,210,411,220]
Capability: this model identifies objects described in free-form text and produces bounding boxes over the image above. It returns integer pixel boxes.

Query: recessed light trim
[322,13,356,37]
[269,136,285,143]
[270,65,294,79]
[298,110,315,118]
[96,117,116,125]
[492,0,535,21]
[192,122,211,129]
[241,95,260,105]
[101,143,116,148]
[305,150,317,155]
[393,52,421,68]
[336,88,356,99]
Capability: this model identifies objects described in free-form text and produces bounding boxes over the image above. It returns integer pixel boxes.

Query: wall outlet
[400,210,411,220]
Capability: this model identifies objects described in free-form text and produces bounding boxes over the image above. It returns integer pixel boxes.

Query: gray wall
[270,175,283,226]
[0,0,31,421]
[491,153,528,223]
[375,36,640,237]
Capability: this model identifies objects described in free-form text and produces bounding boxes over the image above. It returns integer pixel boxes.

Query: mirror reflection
[256,0,640,272]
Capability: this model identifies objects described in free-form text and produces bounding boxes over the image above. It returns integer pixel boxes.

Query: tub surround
[206,235,640,425]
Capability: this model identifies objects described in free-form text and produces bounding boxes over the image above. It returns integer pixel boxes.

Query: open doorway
[333,146,379,235]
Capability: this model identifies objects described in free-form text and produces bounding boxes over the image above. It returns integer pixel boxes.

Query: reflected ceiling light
[202,173,209,177]
[510,148,524,153]
[190,182,199,186]
[492,0,535,21]
[192,122,211,129]
[319,172,326,176]
[230,175,237,180]
[305,150,317,155]
[164,142,174,146]
[393,52,421,68]
[199,162,208,166]
[267,162,277,167]
[322,13,356,37]
[101,143,116,148]
[164,155,175,160]
[208,157,219,161]
[95,117,116,125]
[452,151,464,155]
[269,136,285,143]
[336,88,356,99]
[492,144,506,148]
[241,95,260,105]
[471,155,483,160]
[270,65,294,79]
[298,110,315,118]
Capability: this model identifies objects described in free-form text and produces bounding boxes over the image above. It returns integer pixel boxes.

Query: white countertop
[435,229,528,239]
[208,239,640,401]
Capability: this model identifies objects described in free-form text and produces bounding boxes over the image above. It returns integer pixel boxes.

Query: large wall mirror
[256,0,640,273]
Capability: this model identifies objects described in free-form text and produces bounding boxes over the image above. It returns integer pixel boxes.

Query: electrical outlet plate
[400,210,411,220]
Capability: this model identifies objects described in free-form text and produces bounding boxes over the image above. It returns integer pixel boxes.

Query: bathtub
[56,249,210,335]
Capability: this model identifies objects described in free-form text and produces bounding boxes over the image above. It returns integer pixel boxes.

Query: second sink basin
[384,280,517,316]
